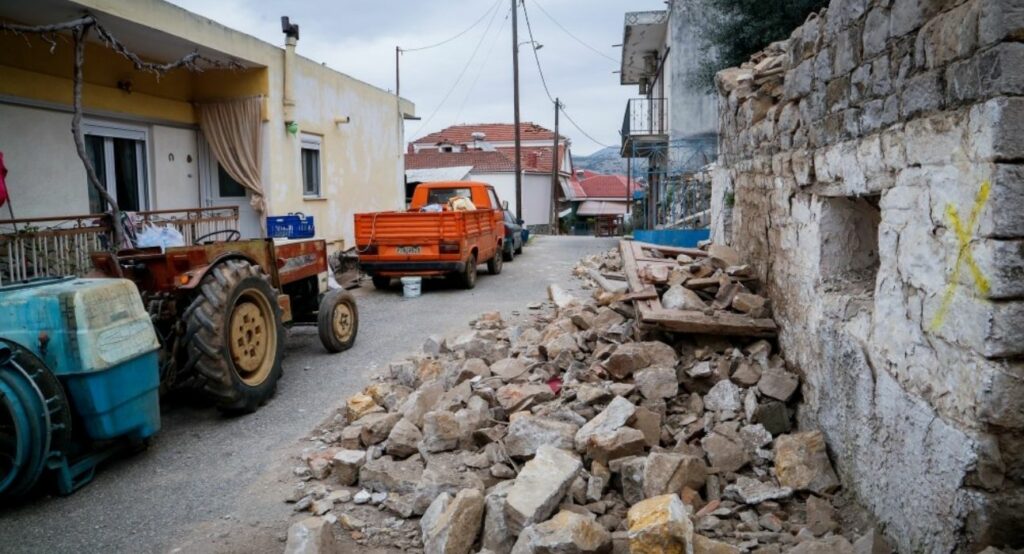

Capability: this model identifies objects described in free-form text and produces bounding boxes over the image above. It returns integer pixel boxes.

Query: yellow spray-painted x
[930,181,991,331]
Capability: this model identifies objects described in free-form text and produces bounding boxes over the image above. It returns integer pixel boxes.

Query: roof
[405,151,515,173]
[413,123,563,145]
[495,145,566,175]
[579,174,641,199]
[567,175,587,199]
[577,200,629,216]
[405,166,473,183]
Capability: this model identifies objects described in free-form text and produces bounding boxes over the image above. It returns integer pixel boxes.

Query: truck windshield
[427,188,473,205]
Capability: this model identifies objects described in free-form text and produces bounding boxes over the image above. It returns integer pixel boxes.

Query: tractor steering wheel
[194,229,241,244]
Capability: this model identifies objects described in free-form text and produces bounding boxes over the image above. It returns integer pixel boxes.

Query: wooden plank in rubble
[642,308,778,337]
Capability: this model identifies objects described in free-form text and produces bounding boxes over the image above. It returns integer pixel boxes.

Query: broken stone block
[338,425,362,449]
[365,382,411,412]
[308,455,332,480]
[617,456,647,505]
[575,396,636,452]
[704,380,743,413]
[497,383,556,413]
[708,244,742,268]
[603,342,676,379]
[483,480,517,554]
[693,533,741,554]
[635,366,679,400]
[401,380,445,427]
[701,432,750,473]
[346,393,380,421]
[332,449,366,486]
[491,357,529,381]
[284,516,338,554]
[631,406,662,448]
[385,417,423,458]
[449,330,496,360]
[542,333,579,360]
[626,494,693,554]
[578,384,613,405]
[789,536,855,553]
[753,401,792,436]
[774,431,840,494]
[505,445,582,534]
[359,455,424,494]
[805,494,838,536]
[586,427,647,465]
[731,292,767,315]
[505,415,579,458]
[423,334,445,357]
[587,461,611,502]
[511,509,612,554]
[451,358,491,386]
[421,411,461,453]
[642,453,708,499]
[853,528,892,554]
[730,360,762,387]
[724,476,792,504]
[357,412,402,446]
[757,368,799,401]
[421,488,485,554]
[662,285,708,311]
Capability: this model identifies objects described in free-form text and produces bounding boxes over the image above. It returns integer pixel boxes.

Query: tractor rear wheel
[184,260,284,414]
[317,290,358,353]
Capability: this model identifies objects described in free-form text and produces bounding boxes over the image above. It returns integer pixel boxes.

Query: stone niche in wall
[817,195,880,296]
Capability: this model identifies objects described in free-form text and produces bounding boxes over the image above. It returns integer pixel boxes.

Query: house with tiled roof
[575,173,641,220]
[405,123,578,230]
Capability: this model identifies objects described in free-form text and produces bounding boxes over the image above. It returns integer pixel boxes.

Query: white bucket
[400,276,422,298]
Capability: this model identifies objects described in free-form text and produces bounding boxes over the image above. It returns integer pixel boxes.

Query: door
[83,122,149,213]
[199,137,262,239]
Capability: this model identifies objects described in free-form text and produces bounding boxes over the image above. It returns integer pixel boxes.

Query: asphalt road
[0,235,618,554]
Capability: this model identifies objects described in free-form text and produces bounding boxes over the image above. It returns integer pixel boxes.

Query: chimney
[528,151,540,168]
[281,17,300,130]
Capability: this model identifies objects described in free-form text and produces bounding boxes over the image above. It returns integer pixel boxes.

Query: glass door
[83,122,149,213]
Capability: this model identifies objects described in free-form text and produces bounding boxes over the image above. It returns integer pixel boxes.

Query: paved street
[0,235,617,554]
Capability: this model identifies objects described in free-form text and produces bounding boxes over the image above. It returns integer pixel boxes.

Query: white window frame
[300,133,322,198]
[83,120,150,211]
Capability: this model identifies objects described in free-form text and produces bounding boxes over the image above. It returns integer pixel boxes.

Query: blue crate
[267,213,315,239]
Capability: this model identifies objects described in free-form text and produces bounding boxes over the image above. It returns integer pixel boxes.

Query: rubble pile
[285,245,885,554]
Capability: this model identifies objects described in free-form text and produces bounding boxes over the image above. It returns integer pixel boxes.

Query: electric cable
[452,5,512,125]
[400,0,503,52]
[532,0,619,63]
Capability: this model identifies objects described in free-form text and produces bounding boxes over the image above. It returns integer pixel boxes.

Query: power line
[400,0,503,52]
[531,0,619,63]
[411,0,505,138]
[520,0,612,149]
[453,6,512,125]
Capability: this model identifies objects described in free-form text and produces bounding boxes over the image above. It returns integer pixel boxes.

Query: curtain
[198,97,266,219]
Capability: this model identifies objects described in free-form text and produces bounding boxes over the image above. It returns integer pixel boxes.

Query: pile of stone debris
[283,247,890,554]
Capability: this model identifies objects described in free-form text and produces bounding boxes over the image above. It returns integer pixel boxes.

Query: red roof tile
[404,150,515,172]
[579,174,641,199]
[413,123,562,145]
[494,145,566,174]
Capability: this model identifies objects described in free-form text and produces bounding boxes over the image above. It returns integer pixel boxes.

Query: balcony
[621,98,668,158]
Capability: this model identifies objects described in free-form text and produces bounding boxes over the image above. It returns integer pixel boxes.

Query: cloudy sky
[167,0,665,156]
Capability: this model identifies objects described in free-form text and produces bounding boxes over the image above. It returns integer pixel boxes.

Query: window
[83,122,148,213]
[426,187,473,205]
[301,134,322,197]
[217,165,247,198]
[487,188,501,210]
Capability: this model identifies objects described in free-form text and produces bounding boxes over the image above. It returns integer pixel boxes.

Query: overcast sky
[166,0,665,156]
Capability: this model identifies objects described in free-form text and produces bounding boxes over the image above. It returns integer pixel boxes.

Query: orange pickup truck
[354,181,506,289]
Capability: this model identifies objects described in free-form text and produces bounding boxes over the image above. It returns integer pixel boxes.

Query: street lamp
[518,41,543,50]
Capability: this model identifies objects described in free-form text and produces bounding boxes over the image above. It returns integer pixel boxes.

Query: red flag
[0,152,8,208]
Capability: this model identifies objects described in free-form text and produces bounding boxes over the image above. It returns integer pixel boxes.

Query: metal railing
[0,206,239,285]
[621,97,668,140]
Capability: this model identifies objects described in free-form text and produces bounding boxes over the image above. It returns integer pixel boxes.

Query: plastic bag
[420,203,444,213]
[136,225,186,251]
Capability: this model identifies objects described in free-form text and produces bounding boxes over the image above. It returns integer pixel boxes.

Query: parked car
[502,210,524,261]
[355,181,506,289]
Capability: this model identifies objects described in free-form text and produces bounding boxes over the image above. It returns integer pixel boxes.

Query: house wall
[709,0,1024,551]
[666,0,717,140]
[469,171,553,228]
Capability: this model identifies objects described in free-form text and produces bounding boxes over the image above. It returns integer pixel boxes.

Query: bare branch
[0,16,95,34]
[93,21,244,77]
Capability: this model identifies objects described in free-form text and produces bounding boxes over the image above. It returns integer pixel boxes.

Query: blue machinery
[0,277,161,500]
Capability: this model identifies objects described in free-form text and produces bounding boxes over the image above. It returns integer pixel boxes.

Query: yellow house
[0,0,414,265]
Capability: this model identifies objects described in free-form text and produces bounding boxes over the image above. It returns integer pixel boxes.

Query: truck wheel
[318,290,358,353]
[184,260,284,414]
[515,240,524,255]
[371,275,391,290]
[503,241,515,262]
[487,249,503,275]
[458,254,478,289]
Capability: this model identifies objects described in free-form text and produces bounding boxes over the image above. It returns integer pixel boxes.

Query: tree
[690,0,828,91]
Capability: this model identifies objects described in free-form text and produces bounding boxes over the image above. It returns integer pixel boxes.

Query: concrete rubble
[283,246,889,553]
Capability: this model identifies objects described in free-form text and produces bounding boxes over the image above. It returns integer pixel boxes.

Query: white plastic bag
[136,225,186,251]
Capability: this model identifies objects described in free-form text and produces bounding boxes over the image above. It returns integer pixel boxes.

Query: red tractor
[90,234,357,413]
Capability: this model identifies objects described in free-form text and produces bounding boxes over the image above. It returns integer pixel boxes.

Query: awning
[577,200,629,217]
[405,166,473,183]
[558,208,573,219]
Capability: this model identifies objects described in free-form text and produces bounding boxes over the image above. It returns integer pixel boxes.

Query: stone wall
[709,0,1023,551]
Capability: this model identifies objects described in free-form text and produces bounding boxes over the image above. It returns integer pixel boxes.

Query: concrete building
[0,0,413,264]
[407,123,576,230]
[618,1,717,228]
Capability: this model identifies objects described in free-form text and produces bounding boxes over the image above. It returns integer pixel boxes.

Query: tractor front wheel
[184,260,284,414]
[317,290,358,353]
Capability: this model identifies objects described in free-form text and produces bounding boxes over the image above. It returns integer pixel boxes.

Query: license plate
[396,246,421,255]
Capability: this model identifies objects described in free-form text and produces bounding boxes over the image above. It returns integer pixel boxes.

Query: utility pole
[511,0,523,221]
[550,98,560,235]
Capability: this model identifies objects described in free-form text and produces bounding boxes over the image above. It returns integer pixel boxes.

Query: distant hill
[573,146,646,176]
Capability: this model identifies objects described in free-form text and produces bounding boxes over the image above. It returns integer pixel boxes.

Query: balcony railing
[622,98,668,140]
[0,206,239,285]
